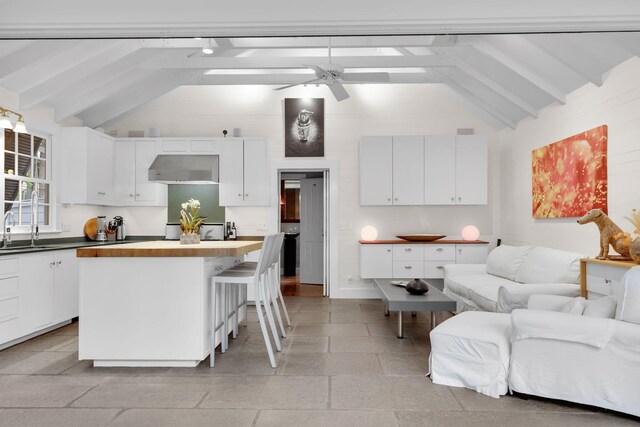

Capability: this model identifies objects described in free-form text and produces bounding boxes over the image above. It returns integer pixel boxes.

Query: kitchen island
[77,240,261,367]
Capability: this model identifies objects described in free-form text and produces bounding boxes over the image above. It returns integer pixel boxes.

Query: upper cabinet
[424,135,488,205]
[361,134,487,206]
[59,127,115,206]
[114,139,167,206]
[359,136,424,205]
[219,138,268,206]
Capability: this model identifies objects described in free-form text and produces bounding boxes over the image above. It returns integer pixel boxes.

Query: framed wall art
[284,98,324,157]
[532,125,608,218]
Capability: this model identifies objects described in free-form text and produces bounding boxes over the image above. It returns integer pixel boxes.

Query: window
[3,128,51,228]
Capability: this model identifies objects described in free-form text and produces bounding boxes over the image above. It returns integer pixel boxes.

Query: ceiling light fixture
[0,106,28,134]
[202,39,214,55]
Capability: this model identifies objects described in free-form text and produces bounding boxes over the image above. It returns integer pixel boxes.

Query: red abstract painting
[532,125,608,218]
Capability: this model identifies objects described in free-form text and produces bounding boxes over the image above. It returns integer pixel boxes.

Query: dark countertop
[0,236,162,256]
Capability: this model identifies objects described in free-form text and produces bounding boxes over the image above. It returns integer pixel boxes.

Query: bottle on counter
[225,222,231,240]
[230,222,237,240]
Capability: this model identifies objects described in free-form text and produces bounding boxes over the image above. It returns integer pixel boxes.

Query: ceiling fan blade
[274,78,321,91]
[327,82,350,102]
[340,72,390,83]
[304,64,328,78]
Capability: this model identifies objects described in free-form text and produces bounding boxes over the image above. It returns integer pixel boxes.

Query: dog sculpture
[577,209,632,260]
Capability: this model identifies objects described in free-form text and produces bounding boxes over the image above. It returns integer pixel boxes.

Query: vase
[180,233,201,245]
[630,236,640,264]
[405,278,429,295]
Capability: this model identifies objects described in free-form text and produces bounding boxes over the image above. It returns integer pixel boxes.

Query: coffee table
[373,279,457,338]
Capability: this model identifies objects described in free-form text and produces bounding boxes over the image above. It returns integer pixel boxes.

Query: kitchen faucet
[30,187,39,247]
[2,211,15,248]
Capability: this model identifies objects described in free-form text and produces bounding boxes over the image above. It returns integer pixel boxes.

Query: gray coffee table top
[373,279,457,312]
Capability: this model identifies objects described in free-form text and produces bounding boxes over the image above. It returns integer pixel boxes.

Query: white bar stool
[210,234,281,368]
[231,233,290,337]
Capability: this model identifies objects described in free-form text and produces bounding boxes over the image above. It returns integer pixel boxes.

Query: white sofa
[443,245,583,312]
[430,267,640,417]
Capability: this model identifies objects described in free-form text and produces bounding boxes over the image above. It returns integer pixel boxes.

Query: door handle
[436,265,444,269]
[404,266,412,269]
[404,248,412,252]
[436,248,443,252]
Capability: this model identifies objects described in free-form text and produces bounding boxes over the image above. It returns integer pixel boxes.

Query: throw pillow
[486,245,533,281]
[560,297,586,315]
[496,286,529,313]
[514,247,583,284]
[616,266,640,324]
[583,295,617,319]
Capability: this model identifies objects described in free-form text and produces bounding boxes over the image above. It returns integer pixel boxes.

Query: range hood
[148,155,219,184]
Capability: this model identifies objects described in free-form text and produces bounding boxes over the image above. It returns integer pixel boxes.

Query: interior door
[322,170,329,296]
[300,177,324,285]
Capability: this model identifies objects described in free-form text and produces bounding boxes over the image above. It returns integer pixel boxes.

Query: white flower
[181,202,188,210]
[190,199,201,208]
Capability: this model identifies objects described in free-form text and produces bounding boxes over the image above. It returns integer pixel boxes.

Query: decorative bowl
[396,234,446,242]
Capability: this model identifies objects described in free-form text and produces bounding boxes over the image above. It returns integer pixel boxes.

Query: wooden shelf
[359,240,489,245]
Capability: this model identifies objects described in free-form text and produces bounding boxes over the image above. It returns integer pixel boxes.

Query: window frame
[2,127,56,234]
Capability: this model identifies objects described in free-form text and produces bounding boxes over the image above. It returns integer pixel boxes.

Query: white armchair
[509,273,640,417]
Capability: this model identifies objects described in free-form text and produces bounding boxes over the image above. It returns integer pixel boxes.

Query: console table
[580,258,636,299]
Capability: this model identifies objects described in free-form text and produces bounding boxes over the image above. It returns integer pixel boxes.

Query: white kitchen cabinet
[455,245,488,264]
[359,136,393,205]
[156,138,220,154]
[359,244,393,278]
[360,136,424,205]
[59,127,115,206]
[455,135,488,205]
[114,139,167,206]
[19,250,79,334]
[424,135,488,205]
[219,138,269,206]
[392,136,424,205]
[0,258,19,346]
[360,243,488,279]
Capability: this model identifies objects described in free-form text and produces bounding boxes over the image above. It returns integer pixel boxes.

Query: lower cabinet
[1,250,79,349]
[360,243,488,279]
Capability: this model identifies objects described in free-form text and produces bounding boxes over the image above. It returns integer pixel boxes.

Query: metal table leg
[397,311,403,338]
[431,311,437,331]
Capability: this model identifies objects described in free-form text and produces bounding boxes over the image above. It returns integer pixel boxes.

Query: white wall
[106,83,500,292]
[498,57,640,255]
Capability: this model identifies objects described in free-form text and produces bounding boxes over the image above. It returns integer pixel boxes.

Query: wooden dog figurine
[577,209,632,260]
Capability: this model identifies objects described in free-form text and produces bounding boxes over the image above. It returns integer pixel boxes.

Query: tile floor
[0,297,637,426]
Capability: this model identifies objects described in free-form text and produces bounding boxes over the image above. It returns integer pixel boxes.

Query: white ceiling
[1,32,639,130]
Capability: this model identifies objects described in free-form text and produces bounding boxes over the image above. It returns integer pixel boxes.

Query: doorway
[279,171,327,297]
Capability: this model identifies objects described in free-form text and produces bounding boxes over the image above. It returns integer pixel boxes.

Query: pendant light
[202,39,214,55]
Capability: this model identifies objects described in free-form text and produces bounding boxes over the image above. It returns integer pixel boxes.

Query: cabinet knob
[605,279,612,284]
[404,248,412,252]
[238,193,242,197]
[404,266,412,269]
[57,261,62,265]
[458,197,462,201]
[451,197,455,202]
[436,248,443,252]
[458,249,462,253]
[387,198,391,201]
[387,249,391,252]
[436,265,444,269]
[394,198,398,201]
[245,193,248,197]
[136,193,140,197]
[129,193,134,197]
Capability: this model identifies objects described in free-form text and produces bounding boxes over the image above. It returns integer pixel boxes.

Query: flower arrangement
[626,208,640,235]
[179,198,206,235]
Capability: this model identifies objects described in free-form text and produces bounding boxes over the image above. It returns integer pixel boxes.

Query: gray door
[300,178,324,284]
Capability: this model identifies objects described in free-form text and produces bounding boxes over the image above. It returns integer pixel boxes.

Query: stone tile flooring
[0,297,637,426]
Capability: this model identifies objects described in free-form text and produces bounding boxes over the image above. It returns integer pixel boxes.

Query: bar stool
[210,234,280,368]
[231,233,290,337]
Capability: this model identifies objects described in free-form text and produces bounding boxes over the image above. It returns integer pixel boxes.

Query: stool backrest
[268,232,285,268]
[256,234,276,276]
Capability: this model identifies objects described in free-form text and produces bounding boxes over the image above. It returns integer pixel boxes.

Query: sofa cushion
[445,274,515,302]
[583,296,617,319]
[514,247,583,284]
[496,287,529,313]
[486,245,533,281]
[615,266,640,324]
[468,282,581,312]
[560,297,586,315]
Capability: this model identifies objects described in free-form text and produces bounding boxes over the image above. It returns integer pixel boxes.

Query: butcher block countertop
[77,240,262,258]
[359,239,489,244]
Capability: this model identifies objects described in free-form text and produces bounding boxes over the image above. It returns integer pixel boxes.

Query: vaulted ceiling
[1,32,639,130]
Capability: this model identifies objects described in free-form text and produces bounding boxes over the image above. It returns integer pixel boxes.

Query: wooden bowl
[396,234,446,242]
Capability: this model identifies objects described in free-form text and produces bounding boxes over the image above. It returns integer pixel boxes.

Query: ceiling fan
[274,39,390,101]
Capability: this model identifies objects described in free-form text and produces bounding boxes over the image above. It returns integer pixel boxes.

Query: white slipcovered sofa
[430,267,640,417]
[443,245,583,312]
